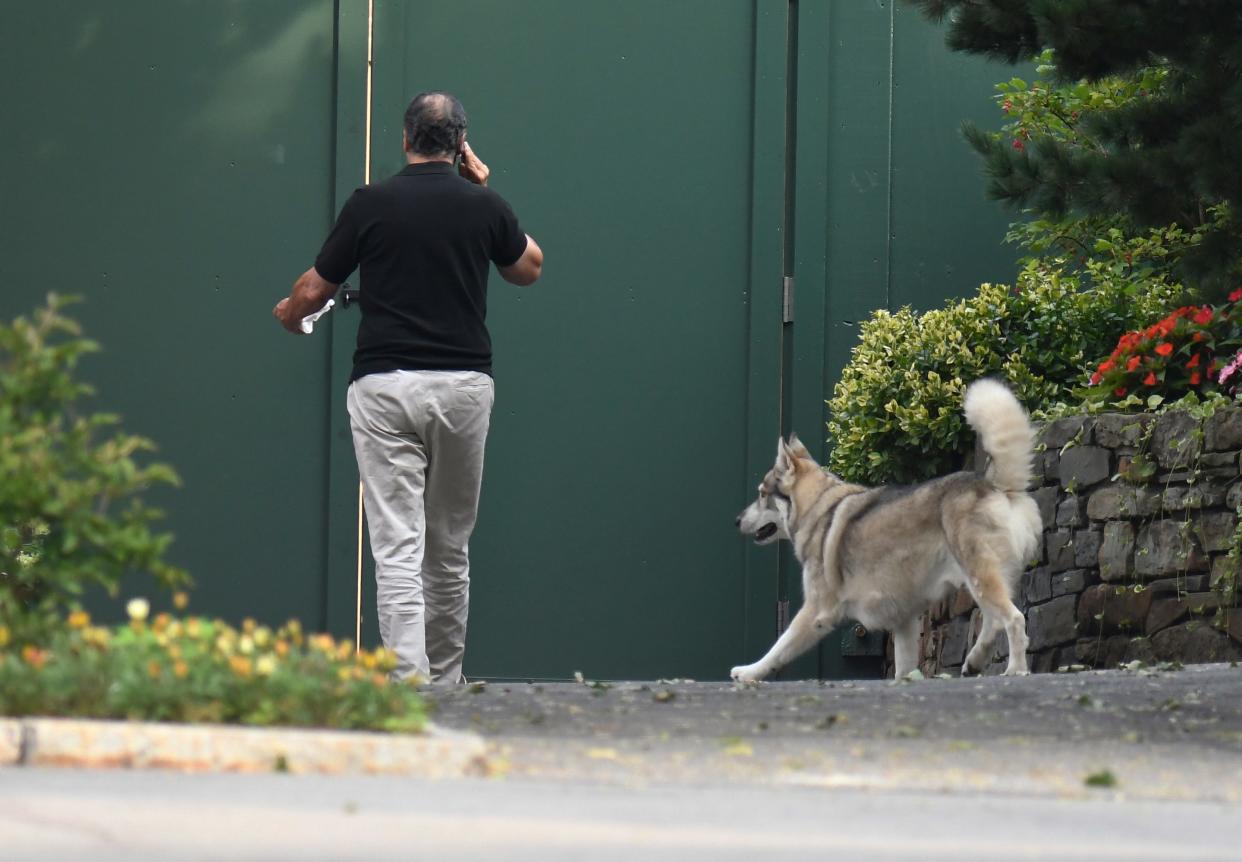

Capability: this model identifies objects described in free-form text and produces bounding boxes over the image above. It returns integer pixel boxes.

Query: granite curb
[0,716,487,776]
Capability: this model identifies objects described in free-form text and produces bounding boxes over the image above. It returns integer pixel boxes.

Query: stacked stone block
[917,408,1242,676]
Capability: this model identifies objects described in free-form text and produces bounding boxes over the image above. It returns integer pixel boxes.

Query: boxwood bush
[826,260,1180,486]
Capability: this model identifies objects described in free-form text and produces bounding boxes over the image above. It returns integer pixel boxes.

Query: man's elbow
[500,239,543,285]
[514,261,542,286]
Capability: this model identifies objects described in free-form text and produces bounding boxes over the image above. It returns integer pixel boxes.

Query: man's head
[403,92,467,159]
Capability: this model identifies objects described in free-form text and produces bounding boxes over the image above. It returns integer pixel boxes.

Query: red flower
[1191,371,1202,385]
[1230,287,1242,302]
[1090,371,1102,385]
[1194,307,1214,325]
[1098,359,1115,373]
[1193,332,1205,342]
[1115,387,1127,397]
[1012,139,1025,151]
[1144,372,1157,386]
[1155,342,1174,357]
[1187,353,1201,368]
[1126,355,1142,372]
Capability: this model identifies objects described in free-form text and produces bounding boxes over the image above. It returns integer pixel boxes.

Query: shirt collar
[398,161,457,176]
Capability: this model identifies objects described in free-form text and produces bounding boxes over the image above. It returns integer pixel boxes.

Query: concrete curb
[0,717,487,776]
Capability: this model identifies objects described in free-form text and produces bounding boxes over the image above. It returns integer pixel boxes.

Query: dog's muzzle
[737,502,784,546]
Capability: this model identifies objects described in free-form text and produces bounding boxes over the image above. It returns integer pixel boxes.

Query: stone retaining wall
[918,408,1242,676]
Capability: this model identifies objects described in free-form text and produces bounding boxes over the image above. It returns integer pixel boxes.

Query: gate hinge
[782,276,794,323]
[777,598,790,633]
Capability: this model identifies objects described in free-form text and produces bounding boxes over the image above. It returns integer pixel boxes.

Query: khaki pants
[346,370,494,683]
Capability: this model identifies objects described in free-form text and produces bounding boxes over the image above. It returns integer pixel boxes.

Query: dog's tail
[964,378,1035,493]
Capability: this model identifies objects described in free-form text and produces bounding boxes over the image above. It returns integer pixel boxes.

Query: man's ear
[402,129,411,153]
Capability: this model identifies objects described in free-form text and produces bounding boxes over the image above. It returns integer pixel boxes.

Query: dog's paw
[730,663,767,683]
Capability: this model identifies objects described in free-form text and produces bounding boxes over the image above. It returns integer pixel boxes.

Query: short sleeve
[313,191,363,284]
[489,194,528,268]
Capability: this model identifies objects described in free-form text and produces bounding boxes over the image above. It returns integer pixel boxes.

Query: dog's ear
[786,433,811,460]
[776,436,805,476]
[775,436,792,473]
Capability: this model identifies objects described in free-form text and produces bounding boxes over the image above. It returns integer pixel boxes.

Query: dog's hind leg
[730,604,825,682]
[962,614,1001,676]
[891,617,921,679]
[964,565,1029,676]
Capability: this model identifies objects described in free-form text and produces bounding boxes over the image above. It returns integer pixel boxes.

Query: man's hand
[458,141,490,186]
[273,267,339,335]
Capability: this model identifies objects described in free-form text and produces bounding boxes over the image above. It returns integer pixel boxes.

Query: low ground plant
[0,600,425,732]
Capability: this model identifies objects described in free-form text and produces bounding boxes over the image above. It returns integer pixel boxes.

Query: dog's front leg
[731,604,824,682]
[891,617,921,679]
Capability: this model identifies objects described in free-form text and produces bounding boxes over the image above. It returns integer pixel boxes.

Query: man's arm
[498,235,543,286]
[273,267,340,334]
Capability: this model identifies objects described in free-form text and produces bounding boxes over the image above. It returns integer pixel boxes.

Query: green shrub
[826,264,1180,486]
[0,295,187,642]
[0,603,425,732]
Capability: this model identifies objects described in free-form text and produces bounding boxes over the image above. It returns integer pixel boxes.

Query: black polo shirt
[314,162,528,381]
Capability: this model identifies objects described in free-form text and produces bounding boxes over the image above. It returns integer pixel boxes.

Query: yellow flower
[238,635,255,656]
[83,626,111,648]
[310,634,334,653]
[0,626,9,648]
[146,660,162,679]
[167,644,183,660]
[274,640,290,658]
[215,634,236,656]
[229,656,253,678]
[361,652,378,670]
[336,667,352,681]
[126,598,150,622]
[253,627,272,649]
[335,641,353,662]
[255,655,278,677]
[173,660,189,679]
[172,591,189,610]
[371,673,388,687]
[186,617,202,638]
[67,610,90,629]
[152,613,171,633]
[242,617,257,634]
[373,648,398,673]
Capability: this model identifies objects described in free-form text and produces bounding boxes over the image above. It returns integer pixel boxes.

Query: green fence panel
[0,1,341,629]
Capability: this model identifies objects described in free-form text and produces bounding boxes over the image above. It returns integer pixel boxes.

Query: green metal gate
[2,0,1017,681]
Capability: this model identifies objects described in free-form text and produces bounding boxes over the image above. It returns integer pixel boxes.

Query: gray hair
[403,92,467,157]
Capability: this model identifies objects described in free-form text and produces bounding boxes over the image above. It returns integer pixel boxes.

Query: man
[274,91,543,683]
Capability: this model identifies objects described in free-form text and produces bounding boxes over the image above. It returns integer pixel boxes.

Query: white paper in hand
[300,298,335,334]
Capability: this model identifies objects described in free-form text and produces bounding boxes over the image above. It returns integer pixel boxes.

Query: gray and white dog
[734,379,1041,680]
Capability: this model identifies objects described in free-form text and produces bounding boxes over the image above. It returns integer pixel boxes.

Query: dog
[733,378,1042,681]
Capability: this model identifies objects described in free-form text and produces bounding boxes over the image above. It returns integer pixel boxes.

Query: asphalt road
[3,769,1240,862]
[423,662,1242,799]
[3,663,1241,860]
